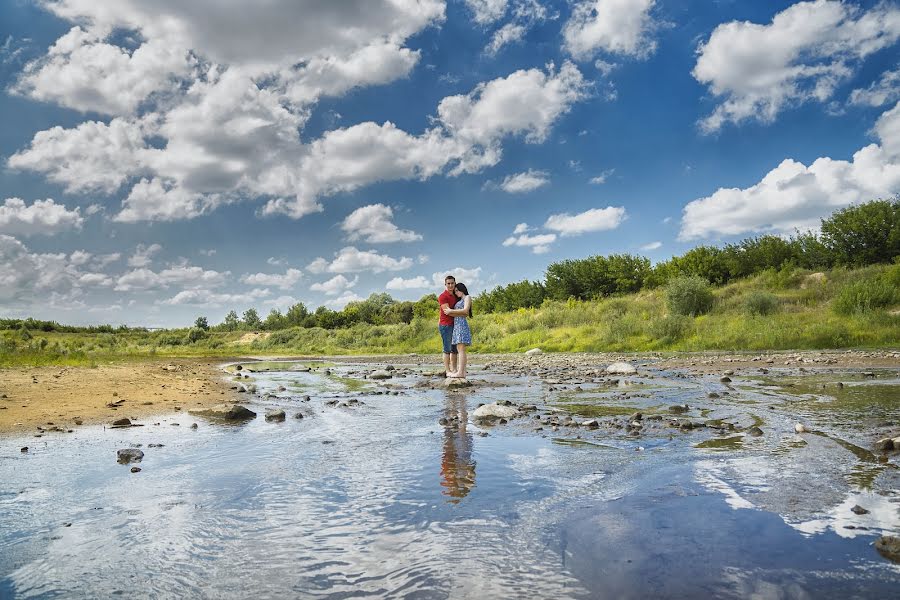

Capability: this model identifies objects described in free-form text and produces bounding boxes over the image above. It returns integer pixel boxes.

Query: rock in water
[130,466,141,473]
[188,404,256,421]
[472,403,518,421]
[874,438,894,452]
[851,505,870,515]
[525,348,543,356]
[117,449,144,464]
[875,536,900,563]
[110,418,131,427]
[369,370,392,380]
[794,423,808,433]
[265,409,286,422]
[747,426,763,437]
[606,362,637,375]
[444,378,472,388]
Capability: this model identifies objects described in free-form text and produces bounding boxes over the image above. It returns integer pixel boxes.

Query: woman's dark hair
[455,283,473,317]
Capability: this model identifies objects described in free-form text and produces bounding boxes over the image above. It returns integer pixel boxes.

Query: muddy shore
[0,349,897,435]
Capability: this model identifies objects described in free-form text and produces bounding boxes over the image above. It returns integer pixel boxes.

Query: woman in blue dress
[442,283,472,378]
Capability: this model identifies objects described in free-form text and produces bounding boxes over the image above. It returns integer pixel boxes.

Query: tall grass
[2,264,898,366]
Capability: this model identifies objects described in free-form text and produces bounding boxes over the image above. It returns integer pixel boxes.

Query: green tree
[412,294,439,320]
[263,309,287,330]
[242,308,261,329]
[820,199,900,266]
[285,302,309,327]
[194,316,209,330]
[223,310,239,331]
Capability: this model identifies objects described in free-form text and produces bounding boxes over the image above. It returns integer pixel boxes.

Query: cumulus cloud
[589,169,614,184]
[159,287,270,307]
[544,206,627,236]
[563,0,658,60]
[497,169,550,193]
[307,246,414,274]
[13,26,193,116]
[240,268,303,290]
[341,204,422,243]
[680,101,900,240]
[502,232,556,254]
[640,241,662,251]
[0,198,83,236]
[385,275,431,290]
[486,23,527,55]
[465,0,508,25]
[324,292,364,310]
[849,67,900,107]
[127,243,162,268]
[311,274,358,296]
[694,1,900,132]
[431,267,483,288]
[513,223,530,234]
[115,263,228,291]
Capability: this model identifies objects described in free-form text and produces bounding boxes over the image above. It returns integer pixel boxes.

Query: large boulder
[265,409,286,422]
[875,536,900,563]
[188,404,256,421]
[369,370,393,380]
[472,403,518,421]
[605,361,637,375]
[524,348,543,356]
[444,378,472,389]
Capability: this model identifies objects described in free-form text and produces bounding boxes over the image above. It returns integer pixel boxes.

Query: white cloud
[69,250,91,265]
[502,232,556,254]
[0,198,83,236]
[264,295,304,310]
[266,256,285,266]
[199,249,217,257]
[311,274,358,296]
[513,222,530,234]
[385,275,431,290]
[589,169,615,184]
[309,246,414,274]
[693,1,900,132]
[544,206,627,236]
[115,178,221,223]
[498,169,550,193]
[680,101,900,239]
[465,0,508,25]
[486,23,527,55]
[640,241,662,251]
[159,287,269,307]
[849,67,900,107]
[431,267,483,288]
[127,243,162,268]
[115,263,228,291]
[324,291,364,310]
[8,117,148,194]
[563,0,658,60]
[14,27,193,116]
[341,204,422,243]
[240,268,303,290]
[91,252,121,268]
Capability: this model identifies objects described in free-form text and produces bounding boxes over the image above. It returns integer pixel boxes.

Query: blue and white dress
[451,297,472,345]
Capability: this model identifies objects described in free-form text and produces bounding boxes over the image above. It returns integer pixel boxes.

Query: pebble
[130,467,141,473]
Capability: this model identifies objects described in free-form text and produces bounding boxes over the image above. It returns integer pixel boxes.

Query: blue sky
[0,0,898,327]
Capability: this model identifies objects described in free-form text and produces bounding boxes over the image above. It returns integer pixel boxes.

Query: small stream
[1,360,898,599]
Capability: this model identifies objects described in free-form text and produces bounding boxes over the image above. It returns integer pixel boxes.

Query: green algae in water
[695,435,744,451]
[555,404,635,418]
[330,376,369,392]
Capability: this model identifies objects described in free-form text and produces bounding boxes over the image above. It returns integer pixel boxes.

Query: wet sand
[0,359,236,434]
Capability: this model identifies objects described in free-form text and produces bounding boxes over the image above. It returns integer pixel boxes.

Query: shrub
[186,327,207,343]
[832,279,897,315]
[744,291,780,315]
[666,276,714,316]
[650,314,693,342]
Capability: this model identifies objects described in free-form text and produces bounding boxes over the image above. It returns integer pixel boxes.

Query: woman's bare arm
[442,296,471,317]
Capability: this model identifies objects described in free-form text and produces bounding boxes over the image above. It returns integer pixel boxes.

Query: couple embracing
[438,274,473,379]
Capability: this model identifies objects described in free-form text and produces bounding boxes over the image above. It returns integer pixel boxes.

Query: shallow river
[1,360,899,599]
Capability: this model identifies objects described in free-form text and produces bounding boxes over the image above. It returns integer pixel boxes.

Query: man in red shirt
[438,274,458,376]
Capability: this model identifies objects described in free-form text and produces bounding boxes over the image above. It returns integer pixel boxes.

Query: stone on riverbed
[472,403,518,421]
[605,361,637,375]
[265,409,286,422]
[875,438,894,452]
[875,536,900,563]
[524,348,543,355]
[444,378,472,388]
[370,370,393,380]
[110,418,132,427]
[188,404,256,421]
[117,449,144,464]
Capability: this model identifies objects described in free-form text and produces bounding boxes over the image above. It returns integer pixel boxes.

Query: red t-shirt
[438,291,456,326]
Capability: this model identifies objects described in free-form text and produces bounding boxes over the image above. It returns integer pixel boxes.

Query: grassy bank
[2,264,898,367]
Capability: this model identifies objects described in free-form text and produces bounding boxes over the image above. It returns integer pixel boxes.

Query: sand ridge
[0,359,237,435]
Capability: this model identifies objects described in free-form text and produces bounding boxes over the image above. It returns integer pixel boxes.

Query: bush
[186,327,207,343]
[666,276,714,316]
[650,314,693,342]
[744,291,780,315]
[832,279,897,315]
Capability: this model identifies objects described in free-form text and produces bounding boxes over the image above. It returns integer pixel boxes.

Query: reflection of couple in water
[438,275,473,379]
[439,395,476,503]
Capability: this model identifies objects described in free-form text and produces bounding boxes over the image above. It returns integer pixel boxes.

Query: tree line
[3,199,897,334]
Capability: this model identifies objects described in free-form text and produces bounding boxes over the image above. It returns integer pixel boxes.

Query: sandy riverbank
[0,359,236,435]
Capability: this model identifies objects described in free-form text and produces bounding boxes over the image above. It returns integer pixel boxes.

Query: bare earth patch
[0,359,235,435]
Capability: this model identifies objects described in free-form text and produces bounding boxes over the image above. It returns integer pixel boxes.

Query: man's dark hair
[444,275,455,283]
